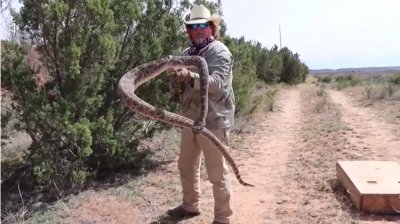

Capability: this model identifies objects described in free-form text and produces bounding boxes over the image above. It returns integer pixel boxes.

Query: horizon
[310,65,400,71]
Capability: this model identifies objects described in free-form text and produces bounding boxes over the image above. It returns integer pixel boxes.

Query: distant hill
[310,66,400,75]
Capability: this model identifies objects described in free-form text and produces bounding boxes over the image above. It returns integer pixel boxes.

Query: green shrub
[335,74,354,82]
[376,85,387,99]
[388,73,400,84]
[364,85,374,99]
[387,82,394,96]
[317,87,327,97]
[233,68,259,116]
[334,74,361,90]
[264,88,278,111]
[1,0,189,192]
[318,76,331,83]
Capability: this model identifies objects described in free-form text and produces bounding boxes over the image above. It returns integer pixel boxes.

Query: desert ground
[3,81,400,224]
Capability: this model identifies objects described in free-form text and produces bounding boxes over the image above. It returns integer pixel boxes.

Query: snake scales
[117,55,254,187]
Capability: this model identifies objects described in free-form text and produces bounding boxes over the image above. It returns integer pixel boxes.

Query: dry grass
[343,85,400,124]
[1,132,32,162]
[263,88,278,112]
[5,128,183,224]
[1,89,32,166]
[314,86,328,113]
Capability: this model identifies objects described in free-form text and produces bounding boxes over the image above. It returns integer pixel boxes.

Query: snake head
[192,119,205,134]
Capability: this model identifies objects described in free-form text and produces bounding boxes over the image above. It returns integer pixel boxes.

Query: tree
[279,47,308,84]
[1,0,192,191]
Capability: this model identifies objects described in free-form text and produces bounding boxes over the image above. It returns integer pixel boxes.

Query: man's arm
[190,50,233,93]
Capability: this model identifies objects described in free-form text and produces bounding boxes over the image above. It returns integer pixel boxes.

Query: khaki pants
[178,128,233,223]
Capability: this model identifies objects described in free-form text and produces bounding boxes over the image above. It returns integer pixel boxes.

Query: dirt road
[62,84,400,224]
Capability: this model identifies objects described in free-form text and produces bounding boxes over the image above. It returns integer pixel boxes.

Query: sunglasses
[187,23,209,30]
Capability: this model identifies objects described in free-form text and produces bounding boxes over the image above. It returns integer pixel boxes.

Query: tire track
[328,90,400,164]
[230,87,303,223]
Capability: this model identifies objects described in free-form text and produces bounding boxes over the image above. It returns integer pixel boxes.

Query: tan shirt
[180,40,235,129]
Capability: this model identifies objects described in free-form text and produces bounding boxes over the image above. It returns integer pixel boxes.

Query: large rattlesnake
[117,55,254,187]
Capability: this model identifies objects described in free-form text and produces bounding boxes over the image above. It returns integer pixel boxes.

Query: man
[167,4,235,224]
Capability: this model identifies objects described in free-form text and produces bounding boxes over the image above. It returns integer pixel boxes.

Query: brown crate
[336,161,400,214]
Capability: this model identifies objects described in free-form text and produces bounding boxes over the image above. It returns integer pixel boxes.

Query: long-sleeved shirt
[180,40,235,130]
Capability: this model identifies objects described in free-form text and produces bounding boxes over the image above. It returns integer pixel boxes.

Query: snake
[117,55,254,187]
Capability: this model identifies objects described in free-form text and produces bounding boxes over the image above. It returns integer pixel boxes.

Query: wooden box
[336,160,400,214]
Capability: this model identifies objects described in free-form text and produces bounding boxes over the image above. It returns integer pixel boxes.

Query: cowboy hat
[184,4,221,26]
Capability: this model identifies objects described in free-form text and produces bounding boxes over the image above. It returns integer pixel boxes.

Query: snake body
[117,55,254,187]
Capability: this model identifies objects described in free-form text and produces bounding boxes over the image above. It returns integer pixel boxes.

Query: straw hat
[184,4,221,26]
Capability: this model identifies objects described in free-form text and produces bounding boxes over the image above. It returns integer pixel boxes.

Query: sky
[221,0,400,69]
[1,1,399,69]
[0,0,23,42]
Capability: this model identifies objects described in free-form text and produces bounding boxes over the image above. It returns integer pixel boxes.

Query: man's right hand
[172,80,185,96]
[172,68,192,84]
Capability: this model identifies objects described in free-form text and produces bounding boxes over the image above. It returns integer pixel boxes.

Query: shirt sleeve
[190,50,234,93]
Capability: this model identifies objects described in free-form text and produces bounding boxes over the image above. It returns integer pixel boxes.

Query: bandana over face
[188,37,215,56]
